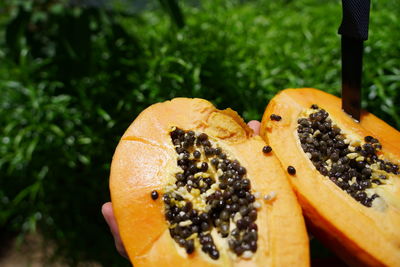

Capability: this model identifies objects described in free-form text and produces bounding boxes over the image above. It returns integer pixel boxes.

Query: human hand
[102,120,261,258]
[102,202,129,259]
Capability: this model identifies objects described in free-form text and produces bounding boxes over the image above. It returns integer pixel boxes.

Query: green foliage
[0,0,399,265]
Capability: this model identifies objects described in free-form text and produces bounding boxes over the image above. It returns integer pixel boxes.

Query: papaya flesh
[110,98,309,266]
[260,88,400,266]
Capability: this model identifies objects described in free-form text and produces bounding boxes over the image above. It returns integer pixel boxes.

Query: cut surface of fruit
[110,98,309,266]
[260,88,400,267]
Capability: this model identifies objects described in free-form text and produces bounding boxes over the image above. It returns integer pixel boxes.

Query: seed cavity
[164,127,259,259]
[297,105,399,208]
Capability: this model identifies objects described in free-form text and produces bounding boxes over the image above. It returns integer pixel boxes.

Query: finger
[102,202,129,259]
[102,202,118,237]
[247,120,261,135]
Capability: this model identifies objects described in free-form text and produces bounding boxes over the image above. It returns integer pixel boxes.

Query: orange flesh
[110,98,309,266]
[260,88,400,266]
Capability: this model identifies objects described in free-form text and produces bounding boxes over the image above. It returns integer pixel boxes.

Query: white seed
[327,166,332,171]
[264,191,277,202]
[347,153,359,159]
[192,189,200,196]
[372,197,388,212]
[179,220,193,227]
[253,192,261,199]
[204,189,215,197]
[370,163,379,170]
[199,180,205,187]
[242,251,253,259]
[371,172,380,179]
[233,212,242,222]
[356,156,365,162]
[187,233,198,240]
[306,152,312,159]
[177,187,186,194]
[211,184,219,190]
[166,185,175,191]
[313,130,321,137]
[253,201,262,209]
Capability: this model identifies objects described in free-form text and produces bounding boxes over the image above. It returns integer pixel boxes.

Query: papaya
[260,88,400,266]
[110,98,309,266]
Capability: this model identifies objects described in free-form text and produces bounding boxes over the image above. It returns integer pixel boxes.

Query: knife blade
[339,0,371,122]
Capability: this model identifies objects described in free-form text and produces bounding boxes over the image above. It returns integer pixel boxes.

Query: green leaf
[50,124,65,137]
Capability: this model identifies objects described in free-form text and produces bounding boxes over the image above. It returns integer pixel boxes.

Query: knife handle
[338,0,371,40]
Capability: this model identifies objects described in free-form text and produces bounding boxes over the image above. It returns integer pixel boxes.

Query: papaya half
[260,88,400,266]
[110,98,309,266]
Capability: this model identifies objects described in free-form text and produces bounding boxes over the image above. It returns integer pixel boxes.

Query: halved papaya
[260,88,400,266]
[110,98,309,266]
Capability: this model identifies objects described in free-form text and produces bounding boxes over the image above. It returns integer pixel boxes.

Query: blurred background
[0,0,399,266]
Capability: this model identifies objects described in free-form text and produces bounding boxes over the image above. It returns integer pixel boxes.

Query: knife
[339,0,371,122]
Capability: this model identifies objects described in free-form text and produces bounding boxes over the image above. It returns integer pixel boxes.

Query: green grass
[0,0,399,265]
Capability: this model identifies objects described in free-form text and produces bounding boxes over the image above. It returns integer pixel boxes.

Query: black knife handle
[339,0,371,40]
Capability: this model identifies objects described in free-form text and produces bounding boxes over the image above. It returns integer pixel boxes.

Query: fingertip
[247,120,261,135]
[102,202,117,235]
[102,202,113,219]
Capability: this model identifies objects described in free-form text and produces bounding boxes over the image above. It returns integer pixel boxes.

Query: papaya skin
[110,98,309,266]
[260,88,400,267]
